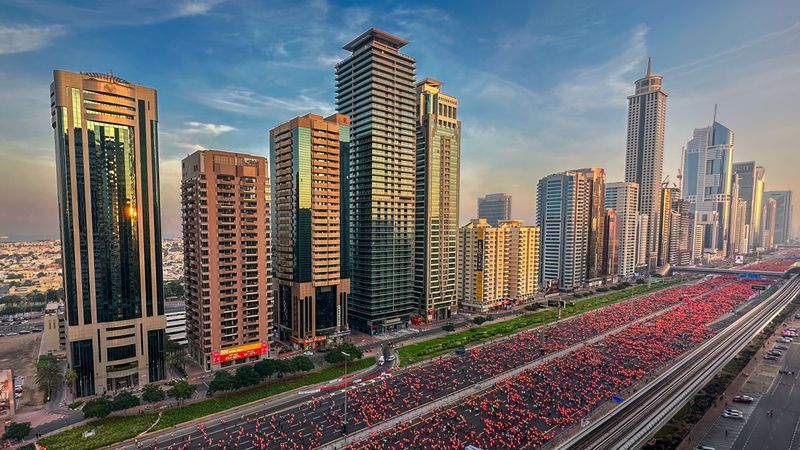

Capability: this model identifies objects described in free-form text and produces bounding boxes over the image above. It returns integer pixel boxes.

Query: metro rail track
[559,275,800,450]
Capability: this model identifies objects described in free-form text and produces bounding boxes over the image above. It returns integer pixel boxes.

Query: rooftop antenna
[712,103,718,124]
[646,57,652,77]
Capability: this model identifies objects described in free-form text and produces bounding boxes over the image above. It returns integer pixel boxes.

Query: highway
[559,275,800,450]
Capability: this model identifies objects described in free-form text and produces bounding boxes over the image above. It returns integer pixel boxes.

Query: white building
[605,182,639,277]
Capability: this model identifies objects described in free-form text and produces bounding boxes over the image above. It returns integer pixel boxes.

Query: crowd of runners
[347,278,763,449]
[131,275,764,450]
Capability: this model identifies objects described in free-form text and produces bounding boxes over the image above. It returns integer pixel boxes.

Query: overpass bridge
[670,266,792,278]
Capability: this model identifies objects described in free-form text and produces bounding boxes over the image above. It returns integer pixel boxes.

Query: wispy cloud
[664,21,800,75]
[0,24,65,55]
[198,87,334,117]
[183,121,236,135]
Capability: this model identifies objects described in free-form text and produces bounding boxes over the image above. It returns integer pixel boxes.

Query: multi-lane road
[559,275,800,450]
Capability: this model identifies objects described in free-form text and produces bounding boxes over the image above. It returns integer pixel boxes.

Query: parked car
[775,344,789,350]
[722,411,744,419]
[695,446,716,450]
[733,395,754,403]
[303,351,314,356]
[779,337,793,343]
[769,350,784,356]
[764,354,780,361]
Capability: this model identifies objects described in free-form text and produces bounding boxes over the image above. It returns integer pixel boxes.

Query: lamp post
[341,351,351,442]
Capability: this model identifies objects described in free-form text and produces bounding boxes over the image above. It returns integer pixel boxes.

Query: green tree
[141,383,166,403]
[290,356,314,372]
[35,354,61,402]
[63,368,77,394]
[208,371,236,395]
[83,396,114,419]
[324,342,363,364]
[167,380,197,405]
[253,359,277,379]
[1,422,31,442]
[273,359,293,377]
[164,338,189,375]
[442,323,456,332]
[234,366,261,388]
[111,391,140,411]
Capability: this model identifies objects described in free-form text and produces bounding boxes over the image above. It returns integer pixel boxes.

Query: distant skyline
[1,0,799,240]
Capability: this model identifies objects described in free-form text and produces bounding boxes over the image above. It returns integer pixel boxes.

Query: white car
[303,351,314,356]
[722,411,744,419]
[779,337,793,343]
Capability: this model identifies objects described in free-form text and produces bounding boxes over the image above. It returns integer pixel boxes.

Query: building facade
[732,161,759,252]
[336,28,417,334]
[270,114,350,348]
[604,182,640,277]
[682,121,735,256]
[477,193,512,227]
[762,198,778,249]
[667,198,692,266]
[457,219,539,311]
[181,150,273,371]
[603,209,619,277]
[579,168,606,280]
[625,59,667,269]
[50,70,166,397]
[536,171,591,290]
[164,300,187,347]
[414,79,461,322]
[764,191,793,245]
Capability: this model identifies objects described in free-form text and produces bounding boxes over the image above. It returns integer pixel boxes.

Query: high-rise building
[764,191,793,245]
[269,114,350,348]
[502,220,540,302]
[336,29,417,334]
[625,58,667,268]
[752,166,766,248]
[414,79,460,322]
[635,213,650,268]
[682,121,735,256]
[477,193,512,227]
[667,198,692,266]
[762,197,778,249]
[730,197,749,256]
[181,150,273,371]
[603,209,620,276]
[578,168,606,280]
[457,219,539,311]
[605,182,640,277]
[536,170,591,290]
[658,186,678,266]
[51,70,166,396]
[732,161,758,252]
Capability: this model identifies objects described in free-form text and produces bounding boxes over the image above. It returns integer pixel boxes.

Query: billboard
[212,342,269,365]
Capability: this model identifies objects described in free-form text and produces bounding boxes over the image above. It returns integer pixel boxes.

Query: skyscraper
[682,120,735,256]
[536,170,592,290]
[625,58,667,269]
[764,191,793,245]
[270,114,350,348]
[414,79,460,322]
[732,161,758,252]
[336,29,417,334]
[182,150,273,371]
[603,209,620,276]
[51,70,165,396]
[577,168,606,280]
[635,213,650,268]
[477,193,512,227]
[752,166,766,248]
[501,220,540,302]
[657,186,673,266]
[605,182,640,277]
[762,197,778,249]
[668,197,692,265]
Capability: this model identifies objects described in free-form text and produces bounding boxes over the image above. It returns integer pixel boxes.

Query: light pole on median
[341,351,351,443]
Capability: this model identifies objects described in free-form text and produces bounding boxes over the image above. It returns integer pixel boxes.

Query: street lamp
[341,351,351,442]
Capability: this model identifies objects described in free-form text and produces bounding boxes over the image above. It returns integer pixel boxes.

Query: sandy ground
[0,333,44,412]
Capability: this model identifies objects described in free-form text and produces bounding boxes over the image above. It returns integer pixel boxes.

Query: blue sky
[1,0,799,240]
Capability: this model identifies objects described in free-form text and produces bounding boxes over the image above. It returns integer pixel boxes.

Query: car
[724,408,744,415]
[722,411,744,419]
[386,355,396,362]
[769,350,784,356]
[18,330,30,335]
[764,355,780,361]
[779,337,793,343]
[5,332,17,336]
[733,395,754,403]
[303,351,313,356]
[775,344,789,350]
[455,346,466,355]
[695,446,716,450]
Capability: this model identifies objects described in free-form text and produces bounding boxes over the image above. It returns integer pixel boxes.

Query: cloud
[183,121,236,135]
[0,24,65,55]
[176,0,228,17]
[198,87,334,117]
[553,24,649,112]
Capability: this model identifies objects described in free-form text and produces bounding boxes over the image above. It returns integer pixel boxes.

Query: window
[107,343,136,361]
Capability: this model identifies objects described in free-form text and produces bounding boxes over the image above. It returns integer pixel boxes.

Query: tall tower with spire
[624,58,667,271]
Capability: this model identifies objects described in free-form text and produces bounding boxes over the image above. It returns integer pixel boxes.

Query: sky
[0,0,799,241]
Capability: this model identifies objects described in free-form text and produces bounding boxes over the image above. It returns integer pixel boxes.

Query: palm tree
[64,369,77,394]
[164,338,189,375]
[35,354,61,402]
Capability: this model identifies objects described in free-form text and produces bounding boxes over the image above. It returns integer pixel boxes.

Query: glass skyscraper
[477,193,512,227]
[51,70,165,397]
[414,79,460,322]
[335,29,417,334]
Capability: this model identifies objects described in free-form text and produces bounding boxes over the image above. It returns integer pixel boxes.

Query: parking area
[0,317,44,337]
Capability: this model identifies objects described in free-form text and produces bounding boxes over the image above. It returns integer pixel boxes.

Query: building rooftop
[343,28,408,51]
